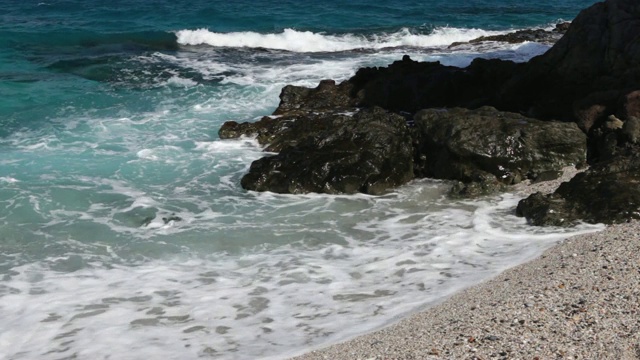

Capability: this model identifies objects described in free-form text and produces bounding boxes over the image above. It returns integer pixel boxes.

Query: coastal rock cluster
[413,107,586,197]
[220,0,640,226]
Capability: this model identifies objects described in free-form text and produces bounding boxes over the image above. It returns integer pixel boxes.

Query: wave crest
[175,27,506,53]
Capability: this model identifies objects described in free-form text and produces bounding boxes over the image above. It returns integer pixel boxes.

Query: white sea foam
[176,27,507,52]
[135,145,185,162]
[0,180,603,360]
[165,75,199,88]
[0,176,19,183]
[148,36,548,103]
[194,137,262,153]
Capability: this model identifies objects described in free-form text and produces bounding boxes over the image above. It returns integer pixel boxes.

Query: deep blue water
[0,1,601,359]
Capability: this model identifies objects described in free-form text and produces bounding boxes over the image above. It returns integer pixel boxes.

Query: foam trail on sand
[0,181,603,360]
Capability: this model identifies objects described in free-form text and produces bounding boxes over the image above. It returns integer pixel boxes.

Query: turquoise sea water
[1,1,602,359]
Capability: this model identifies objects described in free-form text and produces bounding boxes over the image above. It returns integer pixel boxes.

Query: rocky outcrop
[498,0,640,137]
[517,153,640,226]
[237,107,414,195]
[348,56,519,114]
[449,22,571,47]
[518,110,640,226]
[346,0,640,154]
[273,79,355,116]
[222,105,586,196]
[413,107,587,184]
[219,80,358,151]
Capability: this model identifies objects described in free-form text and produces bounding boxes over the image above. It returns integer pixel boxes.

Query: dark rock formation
[517,153,640,226]
[449,22,571,47]
[346,0,640,157]
[238,107,414,195]
[497,0,640,138]
[273,79,355,115]
[349,55,519,113]
[219,116,284,144]
[222,105,586,197]
[413,107,587,184]
[220,80,358,148]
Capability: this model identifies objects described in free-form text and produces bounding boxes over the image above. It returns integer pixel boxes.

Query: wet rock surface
[413,107,586,185]
[238,107,414,195]
[348,56,519,113]
[517,153,640,226]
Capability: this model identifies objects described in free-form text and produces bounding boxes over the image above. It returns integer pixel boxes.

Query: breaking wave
[175,27,507,52]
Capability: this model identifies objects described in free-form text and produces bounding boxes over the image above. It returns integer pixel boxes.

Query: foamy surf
[0,180,603,360]
[175,27,508,52]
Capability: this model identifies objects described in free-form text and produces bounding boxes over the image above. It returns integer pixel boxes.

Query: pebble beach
[292,169,640,359]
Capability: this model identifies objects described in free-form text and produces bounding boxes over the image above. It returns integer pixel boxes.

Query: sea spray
[0,179,602,359]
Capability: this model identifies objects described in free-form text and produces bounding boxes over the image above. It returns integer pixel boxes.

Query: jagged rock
[219,116,285,144]
[498,0,640,123]
[273,79,355,115]
[554,22,572,32]
[516,192,581,227]
[239,107,414,195]
[221,110,371,153]
[413,107,587,184]
[517,154,640,225]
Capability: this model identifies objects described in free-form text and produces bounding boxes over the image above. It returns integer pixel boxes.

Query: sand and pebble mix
[292,168,640,359]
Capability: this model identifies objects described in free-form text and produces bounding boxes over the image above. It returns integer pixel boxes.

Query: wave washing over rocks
[216,0,640,358]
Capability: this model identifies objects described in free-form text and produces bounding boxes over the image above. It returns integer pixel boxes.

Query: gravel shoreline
[291,168,640,359]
